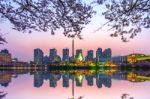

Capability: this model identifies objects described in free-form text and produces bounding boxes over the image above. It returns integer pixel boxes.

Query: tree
[0,0,94,39]
[0,91,7,99]
[0,0,149,42]
[96,0,150,42]
[0,35,6,44]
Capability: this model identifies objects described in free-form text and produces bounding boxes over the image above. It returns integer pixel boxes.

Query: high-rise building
[86,50,94,61]
[76,49,82,57]
[34,48,43,64]
[49,48,57,62]
[103,48,112,61]
[43,55,50,65]
[75,49,84,61]
[96,48,102,62]
[0,49,12,63]
[62,48,69,62]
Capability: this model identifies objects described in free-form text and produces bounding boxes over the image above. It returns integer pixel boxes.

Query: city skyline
[33,47,112,64]
[0,7,150,62]
[1,43,150,62]
[1,70,149,88]
[1,27,150,62]
[2,47,150,66]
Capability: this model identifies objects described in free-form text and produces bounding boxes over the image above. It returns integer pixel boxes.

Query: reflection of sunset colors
[127,54,150,63]
[0,71,150,99]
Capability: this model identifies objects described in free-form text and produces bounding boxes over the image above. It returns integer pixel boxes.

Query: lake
[0,69,150,99]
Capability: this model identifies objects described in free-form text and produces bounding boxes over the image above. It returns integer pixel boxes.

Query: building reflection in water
[34,72,44,88]
[62,74,69,88]
[0,72,12,87]
[85,75,94,86]
[96,73,111,88]
[0,70,28,87]
[49,73,61,88]
[33,72,112,88]
[1,69,150,99]
[33,71,112,88]
[1,70,150,88]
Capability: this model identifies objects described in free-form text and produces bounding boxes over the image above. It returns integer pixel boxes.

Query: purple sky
[0,5,150,62]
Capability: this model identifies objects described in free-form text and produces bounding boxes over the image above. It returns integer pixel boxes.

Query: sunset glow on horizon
[0,10,150,62]
[0,26,150,62]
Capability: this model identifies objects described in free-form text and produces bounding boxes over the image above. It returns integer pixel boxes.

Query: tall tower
[103,48,112,61]
[72,39,74,59]
[86,50,94,61]
[49,48,57,62]
[96,48,102,62]
[34,48,43,65]
[62,48,69,61]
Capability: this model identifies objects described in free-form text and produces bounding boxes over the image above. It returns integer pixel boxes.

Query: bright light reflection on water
[0,70,150,99]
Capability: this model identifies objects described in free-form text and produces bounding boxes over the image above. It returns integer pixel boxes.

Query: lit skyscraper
[86,50,94,61]
[103,48,112,61]
[62,48,69,62]
[75,49,84,61]
[96,48,102,62]
[49,48,57,62]
[76,49,82,56]
[43,55,50,65]
[34,48,43,64]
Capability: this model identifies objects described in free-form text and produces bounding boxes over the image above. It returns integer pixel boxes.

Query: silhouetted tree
[96,0,150,42]
[0,0,94,39]
[0,0,149,42]
[0,91,7,99]
[0,35,6,44]
[120,93,134,99]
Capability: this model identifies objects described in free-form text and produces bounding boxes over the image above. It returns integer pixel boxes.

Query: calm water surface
[0,70,150,99]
